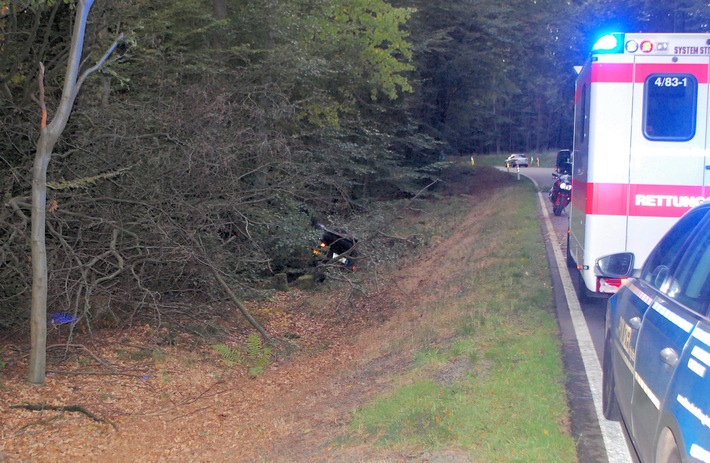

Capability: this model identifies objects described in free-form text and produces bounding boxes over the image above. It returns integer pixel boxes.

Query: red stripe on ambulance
[574,181,709,218]
[590,63,709,83]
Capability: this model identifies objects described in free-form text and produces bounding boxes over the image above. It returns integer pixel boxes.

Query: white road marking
[536,191,633,463]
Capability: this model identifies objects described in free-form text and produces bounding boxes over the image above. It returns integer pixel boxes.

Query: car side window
[669,223,710,314]
[641,207,709,292]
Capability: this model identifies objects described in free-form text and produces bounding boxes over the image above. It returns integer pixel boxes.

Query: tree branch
[10,403,117,430]
[76,33,125,91]
[46,343,114,370]
[38,63,46,129]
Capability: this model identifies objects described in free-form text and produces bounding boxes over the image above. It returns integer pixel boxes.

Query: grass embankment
[347,168,577,462]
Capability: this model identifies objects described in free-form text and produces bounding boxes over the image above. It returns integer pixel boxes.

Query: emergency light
[592,33,625,53]
[625,40,639,53]
[592,33,672,55]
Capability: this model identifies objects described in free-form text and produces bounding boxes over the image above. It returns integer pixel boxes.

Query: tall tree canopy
[0,0,416,334]
[394,0,710,155]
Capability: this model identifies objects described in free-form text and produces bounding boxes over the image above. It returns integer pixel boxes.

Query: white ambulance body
[569,32,710,297]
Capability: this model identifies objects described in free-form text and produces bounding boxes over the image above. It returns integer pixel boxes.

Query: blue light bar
[592,33,626,54]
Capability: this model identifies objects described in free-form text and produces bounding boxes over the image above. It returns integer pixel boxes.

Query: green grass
[348,179,577,462]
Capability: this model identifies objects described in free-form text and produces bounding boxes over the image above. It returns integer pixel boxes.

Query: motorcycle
[549,172,572,216]
[311,219,358,269]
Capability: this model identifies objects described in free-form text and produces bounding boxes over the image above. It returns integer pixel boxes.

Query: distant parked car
[505,154,528,167]
[599,201,710,463]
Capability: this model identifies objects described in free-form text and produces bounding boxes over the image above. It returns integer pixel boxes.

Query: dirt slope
[0,166,513,463]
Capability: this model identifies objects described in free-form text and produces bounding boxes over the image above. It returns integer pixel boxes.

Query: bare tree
[29,0,122,385]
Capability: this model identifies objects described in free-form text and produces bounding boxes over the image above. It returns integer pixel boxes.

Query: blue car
[599,202,710,463]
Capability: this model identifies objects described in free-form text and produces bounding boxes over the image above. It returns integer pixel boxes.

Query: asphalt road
[501,167,640,463]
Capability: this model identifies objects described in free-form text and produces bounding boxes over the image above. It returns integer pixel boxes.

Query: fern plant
[212,335,272,374]
[246,333,272,375]
[212,343,244,367]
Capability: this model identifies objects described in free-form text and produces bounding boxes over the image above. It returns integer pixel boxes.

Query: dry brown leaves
[0,279,413,463]
[0,165,493,463]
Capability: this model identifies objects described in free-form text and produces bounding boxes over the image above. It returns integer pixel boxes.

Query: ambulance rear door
[626,52,709,265]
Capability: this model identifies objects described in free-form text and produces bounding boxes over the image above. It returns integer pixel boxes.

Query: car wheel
[656,428,682,463]
[602,332,621,421]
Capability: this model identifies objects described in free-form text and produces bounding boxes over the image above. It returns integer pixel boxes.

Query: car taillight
[599,277,627,294]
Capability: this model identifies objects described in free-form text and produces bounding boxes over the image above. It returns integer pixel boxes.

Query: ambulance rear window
[643,73,697,141]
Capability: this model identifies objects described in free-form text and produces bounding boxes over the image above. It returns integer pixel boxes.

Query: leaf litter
[0,165,525,463]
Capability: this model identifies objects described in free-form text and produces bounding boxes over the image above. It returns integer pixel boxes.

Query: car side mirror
[595,252,634,278]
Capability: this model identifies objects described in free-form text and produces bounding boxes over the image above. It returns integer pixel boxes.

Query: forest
[1,0,709,348]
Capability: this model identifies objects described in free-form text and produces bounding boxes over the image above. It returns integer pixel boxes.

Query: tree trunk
[213,0,227,20]
[28,0,125,384]
[28,132,56,384]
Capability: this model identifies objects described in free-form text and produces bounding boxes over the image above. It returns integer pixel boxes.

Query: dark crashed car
[599,202,710,463]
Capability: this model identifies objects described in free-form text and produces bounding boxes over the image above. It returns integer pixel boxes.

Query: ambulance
[568,32,710,298]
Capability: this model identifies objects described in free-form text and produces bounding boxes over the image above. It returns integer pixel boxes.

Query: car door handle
[660,347,679,367]
[629,316,641,330]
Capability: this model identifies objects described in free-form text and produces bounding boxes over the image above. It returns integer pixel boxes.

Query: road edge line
[536,191,632,463]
